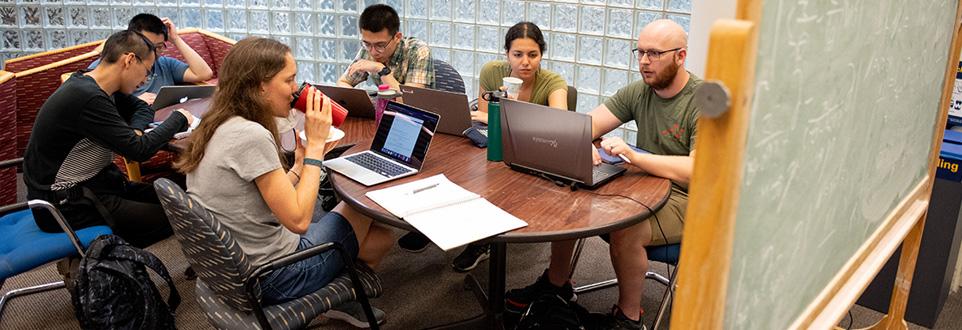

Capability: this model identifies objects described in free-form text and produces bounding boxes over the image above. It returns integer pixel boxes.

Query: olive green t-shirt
[604,72,702,157]
[479,61,568,107]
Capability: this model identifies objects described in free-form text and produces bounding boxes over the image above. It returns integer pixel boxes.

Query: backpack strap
[83,234,123,260]
[104,243,182,312]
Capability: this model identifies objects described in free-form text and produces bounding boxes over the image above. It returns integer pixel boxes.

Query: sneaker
[504,269,576,315]
[587,305,645,330]
[323,301,386,328]
[398,232,431,253]
[451,244,490,272]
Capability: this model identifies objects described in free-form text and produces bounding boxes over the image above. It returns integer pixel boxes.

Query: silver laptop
[151,85,216,110]
[501,99,626,189]
[325,101,441,186]
[399,86,473,136]
[316,85,377,118]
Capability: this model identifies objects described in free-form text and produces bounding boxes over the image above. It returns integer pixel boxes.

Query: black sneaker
[451,244,490,272]
[587,305,645,330]
[504,269,576,314]
[398,232,431,253]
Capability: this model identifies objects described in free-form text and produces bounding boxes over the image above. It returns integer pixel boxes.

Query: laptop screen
[370,101,440,169]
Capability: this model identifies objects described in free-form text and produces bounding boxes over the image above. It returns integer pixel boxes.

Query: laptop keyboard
[345,153,410,177]
[592,164,620,181]
[478,128,488,137]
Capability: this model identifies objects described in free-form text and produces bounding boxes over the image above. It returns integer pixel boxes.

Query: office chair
[569,238,680,330]
[432,58,466,94]
[153,178,382,330]
[0,158,112,321]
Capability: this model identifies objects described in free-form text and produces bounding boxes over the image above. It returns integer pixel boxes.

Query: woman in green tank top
[472,22,569,124]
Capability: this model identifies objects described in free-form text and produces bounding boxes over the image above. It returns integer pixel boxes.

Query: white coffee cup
[502,77,523,99]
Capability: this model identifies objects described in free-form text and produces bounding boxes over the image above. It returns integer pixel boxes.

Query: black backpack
[515,293,588,330]
[71,234,181,330]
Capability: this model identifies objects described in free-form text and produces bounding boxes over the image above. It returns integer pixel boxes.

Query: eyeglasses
[130,53,155,79]
[631,47,684,61]
[360,37,396,53]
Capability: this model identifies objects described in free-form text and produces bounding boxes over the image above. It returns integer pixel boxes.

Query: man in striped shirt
[24,30,193,248]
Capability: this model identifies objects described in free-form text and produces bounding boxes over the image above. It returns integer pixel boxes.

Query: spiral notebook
[365,174,527,250]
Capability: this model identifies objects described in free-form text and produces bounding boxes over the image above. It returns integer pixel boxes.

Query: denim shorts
[260,210,359,305]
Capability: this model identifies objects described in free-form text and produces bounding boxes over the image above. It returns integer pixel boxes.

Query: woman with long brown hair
[176,37,391,327]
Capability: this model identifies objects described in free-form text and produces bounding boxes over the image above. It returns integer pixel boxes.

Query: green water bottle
[484,90,505,161]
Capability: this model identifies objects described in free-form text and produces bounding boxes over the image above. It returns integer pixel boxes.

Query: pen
[411,183,439,194]
[618,154,632,164]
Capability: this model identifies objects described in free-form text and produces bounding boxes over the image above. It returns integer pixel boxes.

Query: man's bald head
[638,19,688,49]
[635,19,690,92]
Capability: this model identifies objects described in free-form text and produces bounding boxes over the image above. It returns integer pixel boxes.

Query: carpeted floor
[3,178,962,329]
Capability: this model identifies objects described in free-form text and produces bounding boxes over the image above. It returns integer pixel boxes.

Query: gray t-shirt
[186,116,299,267]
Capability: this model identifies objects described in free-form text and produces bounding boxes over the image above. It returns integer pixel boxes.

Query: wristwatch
[377,66,391,77]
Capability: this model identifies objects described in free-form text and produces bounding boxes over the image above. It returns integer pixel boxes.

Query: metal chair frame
[0,158,94,319]
[569,238,678,330]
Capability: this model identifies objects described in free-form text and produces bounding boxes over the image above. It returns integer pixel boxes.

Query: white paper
[405,198,527,251]
[365,174,527,250]
[365,174,478,218]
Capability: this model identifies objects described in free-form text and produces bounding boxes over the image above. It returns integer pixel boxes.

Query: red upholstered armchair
[2,42,101,159]
[0,71,17,205]
[6,29,235,183]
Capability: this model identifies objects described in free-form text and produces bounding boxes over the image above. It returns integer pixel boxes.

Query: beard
[644,59,680,90]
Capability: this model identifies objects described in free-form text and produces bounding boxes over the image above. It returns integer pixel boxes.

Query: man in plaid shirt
[336,4,434,90]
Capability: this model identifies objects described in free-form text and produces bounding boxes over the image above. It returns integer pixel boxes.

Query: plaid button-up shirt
[343,37,434,88]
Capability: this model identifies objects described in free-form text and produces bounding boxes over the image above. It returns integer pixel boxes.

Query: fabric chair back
[432,58,465,94]
[153,178,258,312]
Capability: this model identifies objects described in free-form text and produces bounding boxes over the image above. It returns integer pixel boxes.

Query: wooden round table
[331,117,671,328]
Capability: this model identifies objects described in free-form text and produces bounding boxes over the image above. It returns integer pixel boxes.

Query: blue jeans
[260,209,359,305]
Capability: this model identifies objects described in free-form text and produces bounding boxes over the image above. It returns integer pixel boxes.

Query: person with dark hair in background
[336,4,433,90]
[89,13,214,104]
[473,21,569,122]
[24,30,194,248]
[396,22,571,269]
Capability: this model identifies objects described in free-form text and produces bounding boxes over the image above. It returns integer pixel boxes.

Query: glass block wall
[0,0,691,139]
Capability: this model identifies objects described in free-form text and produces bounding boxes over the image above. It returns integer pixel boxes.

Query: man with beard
[504,19,699,330]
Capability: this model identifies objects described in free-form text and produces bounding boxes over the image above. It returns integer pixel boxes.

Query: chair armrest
[0,157,23,170]
[0,199,88,256]
[244,241,343,330]
[244,241,378,330]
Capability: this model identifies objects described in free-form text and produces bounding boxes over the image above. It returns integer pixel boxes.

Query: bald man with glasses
[504,19,701,330]
[336,4,434,90]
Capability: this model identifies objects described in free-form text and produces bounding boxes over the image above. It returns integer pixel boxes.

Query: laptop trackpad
[327,158,388,186]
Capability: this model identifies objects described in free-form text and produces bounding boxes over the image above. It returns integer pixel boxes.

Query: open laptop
[325,101,441,186]
[316,85,377,119]
[151,85,216,110]
[501,99,626,189]
[399,86,474,136]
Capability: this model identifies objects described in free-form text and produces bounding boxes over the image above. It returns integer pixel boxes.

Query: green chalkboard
[725,1,958,328]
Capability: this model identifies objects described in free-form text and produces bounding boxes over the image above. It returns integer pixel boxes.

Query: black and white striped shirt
[24,72,188,196]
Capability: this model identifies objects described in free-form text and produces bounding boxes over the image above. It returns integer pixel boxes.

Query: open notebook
[365,174,528,250]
